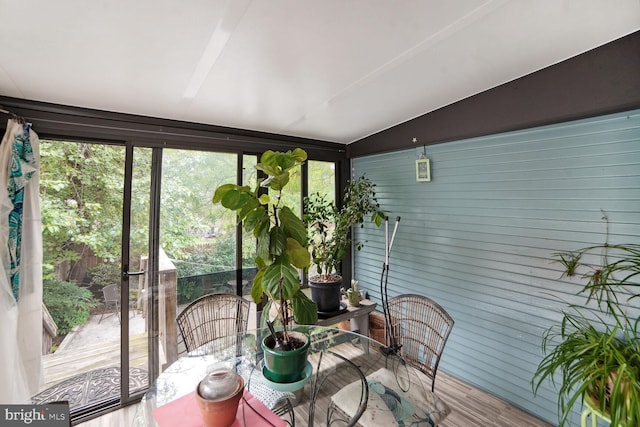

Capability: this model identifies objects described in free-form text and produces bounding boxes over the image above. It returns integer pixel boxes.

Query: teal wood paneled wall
[351,110,640,425]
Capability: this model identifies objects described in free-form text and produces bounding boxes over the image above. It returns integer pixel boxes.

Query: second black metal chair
[386,293,455,392]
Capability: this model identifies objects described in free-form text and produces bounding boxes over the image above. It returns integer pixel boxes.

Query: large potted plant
[303,175,384,313]
[213,148,318,383]
[532,242,640,427]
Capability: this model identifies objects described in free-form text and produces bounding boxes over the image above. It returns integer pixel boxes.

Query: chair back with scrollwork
[386,293,454,392]
[176,293,250,353]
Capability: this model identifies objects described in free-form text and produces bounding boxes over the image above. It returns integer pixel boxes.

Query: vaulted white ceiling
[1,1,638,144]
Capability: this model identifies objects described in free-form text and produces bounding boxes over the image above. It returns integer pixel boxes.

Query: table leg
[350,315,370,353]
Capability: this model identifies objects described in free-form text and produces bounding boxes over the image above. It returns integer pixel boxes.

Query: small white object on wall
[416,158,430,181]
[416,143,430,182]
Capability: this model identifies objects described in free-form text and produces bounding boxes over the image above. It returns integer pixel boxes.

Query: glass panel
[160,150,238,358]
[241,155,258,298]
[128,147,152,390]
[39,140,127,413]
[280,164,302,216]
[307,160,337,276]
[308,160,336,203]
[241,155,258,327]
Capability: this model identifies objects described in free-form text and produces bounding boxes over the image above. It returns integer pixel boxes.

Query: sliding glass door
[38,139,148,417]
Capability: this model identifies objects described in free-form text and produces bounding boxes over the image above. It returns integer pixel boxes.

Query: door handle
[122,267,145,279]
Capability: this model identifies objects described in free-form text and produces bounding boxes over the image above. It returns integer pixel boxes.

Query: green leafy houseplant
[303,175,384,283]
[532,243,640,427]
[213,148,318,346]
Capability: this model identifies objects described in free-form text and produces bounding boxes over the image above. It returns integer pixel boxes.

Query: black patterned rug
[31,366,148,410]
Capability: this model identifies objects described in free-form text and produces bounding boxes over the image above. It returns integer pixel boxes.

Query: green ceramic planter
[261,331,310,383]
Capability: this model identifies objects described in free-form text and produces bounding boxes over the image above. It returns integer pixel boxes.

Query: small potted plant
[303,175,384,313]
[342,279,362,307]
[532,240,640,427]
[213,148,318,383]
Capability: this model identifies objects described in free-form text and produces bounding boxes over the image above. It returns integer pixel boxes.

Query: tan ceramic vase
[347,290,361,307]
[195,369,244,427]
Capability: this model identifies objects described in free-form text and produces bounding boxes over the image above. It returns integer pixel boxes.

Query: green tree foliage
[176,278,206,304]
[41,142,337,283]
[161,149,238,259]
[308,160,335,200]
[88,262,121,288]
[40,142,125,280]
[43,280,98,334]
[174,236,236,277]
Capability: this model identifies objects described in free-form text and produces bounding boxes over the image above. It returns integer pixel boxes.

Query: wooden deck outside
[40,332,150,392]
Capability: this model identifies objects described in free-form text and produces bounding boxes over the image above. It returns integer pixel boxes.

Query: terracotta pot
[195,371,244,427]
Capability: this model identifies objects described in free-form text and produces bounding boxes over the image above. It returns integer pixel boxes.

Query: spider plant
[532,243,640,427]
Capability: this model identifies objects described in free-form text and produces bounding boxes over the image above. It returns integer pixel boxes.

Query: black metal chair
[98,284,120,324]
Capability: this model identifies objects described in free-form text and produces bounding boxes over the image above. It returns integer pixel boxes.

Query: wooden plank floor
[76,404,138,427]
[289,340,553,427]
[77,346,553,427]
[432,370,552,427]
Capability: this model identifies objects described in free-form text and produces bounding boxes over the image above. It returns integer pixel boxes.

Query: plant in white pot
[303,175,384,314]
[213,148,318,383]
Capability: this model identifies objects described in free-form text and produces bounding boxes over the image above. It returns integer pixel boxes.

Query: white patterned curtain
[0,118,43,403]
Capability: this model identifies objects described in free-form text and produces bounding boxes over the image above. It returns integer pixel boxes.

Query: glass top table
[132,326,440,427]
